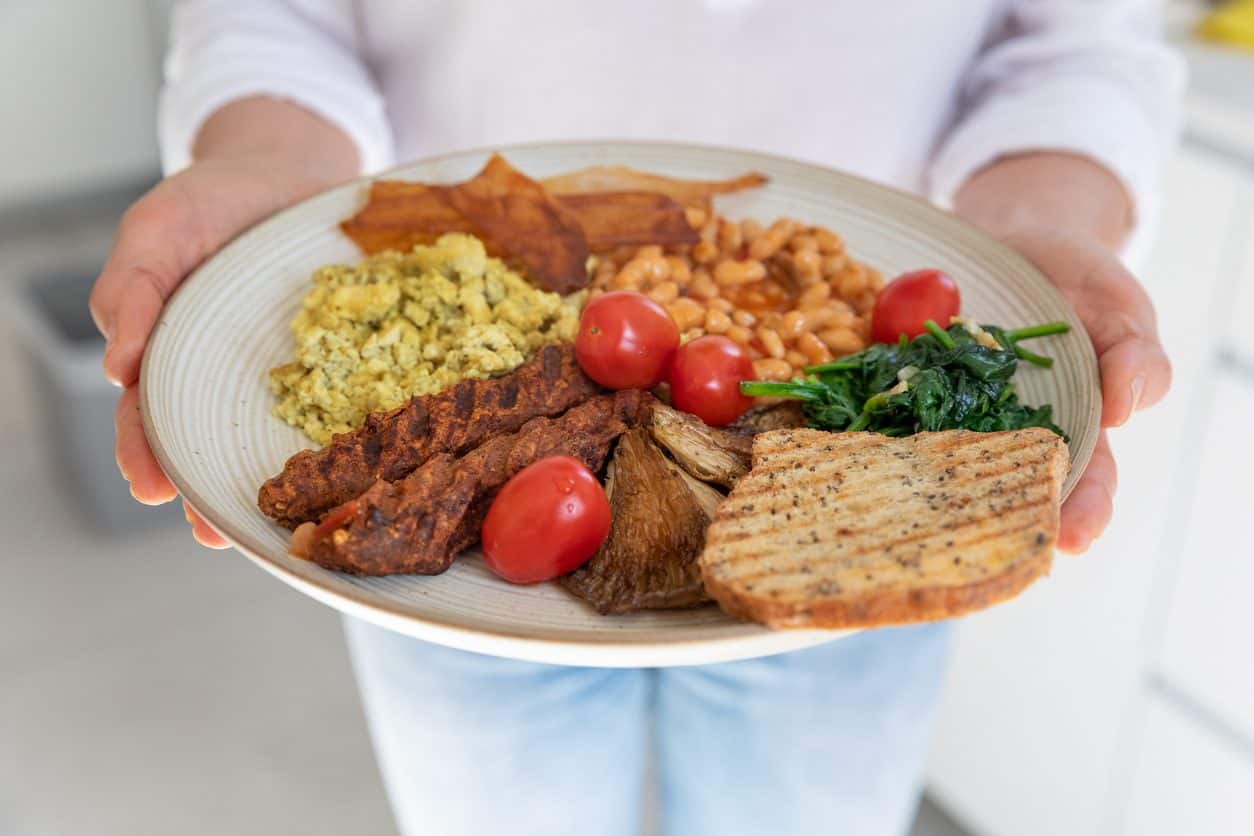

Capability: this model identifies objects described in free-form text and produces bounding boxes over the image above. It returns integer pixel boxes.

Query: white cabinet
[1156,371,1254,742]
[1122,693,1254,836]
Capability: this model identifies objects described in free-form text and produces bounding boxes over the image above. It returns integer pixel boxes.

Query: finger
[1098,334,1172,428]
[114,385,177,505]
[1058,431,1117,554]
[90,194,191,387]
[183,501,231,549]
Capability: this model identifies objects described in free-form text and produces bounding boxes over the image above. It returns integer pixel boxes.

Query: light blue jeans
[344,618,950,836]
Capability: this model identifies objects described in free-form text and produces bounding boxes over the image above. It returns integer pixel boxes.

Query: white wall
[0,0,165,209]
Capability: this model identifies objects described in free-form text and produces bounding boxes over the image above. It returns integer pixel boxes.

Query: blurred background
[2,2,1253,835]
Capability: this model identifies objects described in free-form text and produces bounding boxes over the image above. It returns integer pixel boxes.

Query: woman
[90,2,1180,834]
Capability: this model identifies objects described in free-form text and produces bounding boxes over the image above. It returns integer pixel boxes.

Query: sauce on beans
[588,214,884,382]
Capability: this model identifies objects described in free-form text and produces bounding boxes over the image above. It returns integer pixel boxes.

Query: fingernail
[102,343,123,388]
[1129,374,1146,414]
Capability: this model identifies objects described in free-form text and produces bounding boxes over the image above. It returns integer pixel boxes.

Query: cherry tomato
[575,291,680,389]
[481,456,611,584]
[667,335,755,426]
[870,269,961,344]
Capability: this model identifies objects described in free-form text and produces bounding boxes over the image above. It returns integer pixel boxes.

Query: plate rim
[139,138,1100,666]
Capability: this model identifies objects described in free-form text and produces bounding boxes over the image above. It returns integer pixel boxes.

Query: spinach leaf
[740,319,1071,440]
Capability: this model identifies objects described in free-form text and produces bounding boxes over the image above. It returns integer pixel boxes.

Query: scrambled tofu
[270,233,582,444]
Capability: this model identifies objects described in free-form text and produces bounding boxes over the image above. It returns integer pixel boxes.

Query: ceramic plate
[140,141,1100,667]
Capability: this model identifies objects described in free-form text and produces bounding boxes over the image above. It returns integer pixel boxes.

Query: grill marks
[257,344,600,528]
[302,391,653,576]
[698,428,1069,629]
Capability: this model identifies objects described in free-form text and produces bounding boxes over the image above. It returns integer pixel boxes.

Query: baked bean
[748,228,787,260]
[778,310,806,341]
[636,245,663,260]
[798,282,832,308]
[688,271,719,300]
[822,253,849,276]
[731,309,757,328]
[685,207,707,229]
[726,324,754,345]
[815,228,844,253]
[852,290,877,316]
[828,299,856,327]
[704,308,732,334]
[611,270,641,291]
[707,297,734,313]
[741,218,765,243]
[789,234,819,253]
[699,216,719,244]
[753,358,794,381]
[683,327,705,343]
[769,218,798,238]
[867,268,885,292]
[639,255,670,282]
[692,240,719,264]
[714,259,767,286]
[718,220,743,253]
[666,298,707,331]
[818,327,864,356]
[793,248,822,278]
[757,326,786,359]
[851,316,871,341]
[647,281,679,304]
[666,256,691,284]
[798,332,833,365]
[785,349,808,369]
[837,264,868,298]
[802,306,837,331]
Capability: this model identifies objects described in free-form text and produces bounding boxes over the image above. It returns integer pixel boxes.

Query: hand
[1000,228,1171,553]
[89,156,323,547]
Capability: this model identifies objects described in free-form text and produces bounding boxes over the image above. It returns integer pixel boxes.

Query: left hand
[999,227,1171,553]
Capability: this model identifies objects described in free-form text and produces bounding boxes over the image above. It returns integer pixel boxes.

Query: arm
[930,2,1182,553]
[91,1,386,546]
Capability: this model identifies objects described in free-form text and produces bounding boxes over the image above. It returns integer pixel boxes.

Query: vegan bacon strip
[293,390,654,576]
[554,191,698,251]
[258,344,600,529]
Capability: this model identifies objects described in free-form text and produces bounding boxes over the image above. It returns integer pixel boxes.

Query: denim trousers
[344,617,950,836]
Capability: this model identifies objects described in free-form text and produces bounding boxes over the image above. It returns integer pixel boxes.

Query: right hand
[89,156,320,547]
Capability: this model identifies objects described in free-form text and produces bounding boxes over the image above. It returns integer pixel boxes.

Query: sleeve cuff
[927,77,1176,260]
[159,57,394,177]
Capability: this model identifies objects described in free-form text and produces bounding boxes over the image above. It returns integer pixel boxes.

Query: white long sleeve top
[160,0,1183,234]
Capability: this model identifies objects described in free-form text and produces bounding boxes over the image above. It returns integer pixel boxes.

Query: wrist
[953,152,1133,250]
[191,96,359,201]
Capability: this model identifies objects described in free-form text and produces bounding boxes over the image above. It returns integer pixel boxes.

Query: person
[89,2,1181,834]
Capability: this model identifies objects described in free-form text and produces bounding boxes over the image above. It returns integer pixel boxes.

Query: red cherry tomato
[481,456,611,584]
[667,335,755,427]
[575,291,680,389]
[870,269,961,344]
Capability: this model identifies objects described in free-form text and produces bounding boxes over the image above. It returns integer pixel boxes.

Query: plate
[140,141,1100,667]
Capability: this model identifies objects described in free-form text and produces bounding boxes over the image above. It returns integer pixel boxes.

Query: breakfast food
[563,428,723,614]
[291,390,653,575]
[541,166,767,212]
[590,217,884,381]
[481,456,612,584]
[340,156,765,290]
[257,153,1076,632]
[269,232,580,444]
[647,402,751,489]
[740,318,1070,438]
[699,427,1068,629]
[259,343,599,528]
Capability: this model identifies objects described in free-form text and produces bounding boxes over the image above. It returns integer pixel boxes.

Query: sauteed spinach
[740,320,1070,440]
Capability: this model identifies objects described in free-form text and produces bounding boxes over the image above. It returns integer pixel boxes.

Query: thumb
[90,187,203,387]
